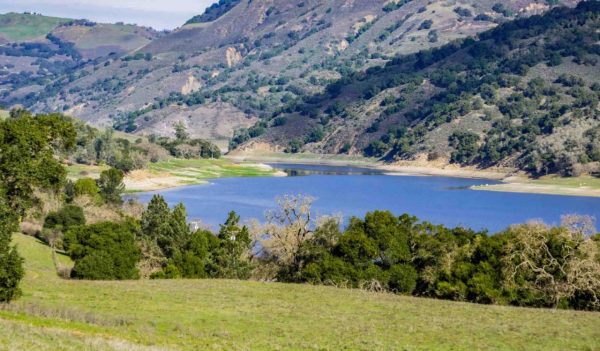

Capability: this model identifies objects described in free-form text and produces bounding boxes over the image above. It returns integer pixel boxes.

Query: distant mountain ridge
[185,0,242,25]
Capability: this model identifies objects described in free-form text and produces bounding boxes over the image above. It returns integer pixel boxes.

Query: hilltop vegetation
[185,0,241,25]
[0,12,161,111]
[0,12,70,42]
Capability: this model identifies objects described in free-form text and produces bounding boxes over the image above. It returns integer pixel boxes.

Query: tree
[141,199,202,278]
[0,110,75,302]
[174,121,189,142]
[65,220,141,280]
[138,195,171,275]
[253,195,315,277]
[97,168,125,205]
[73,178,101,201]
[0,198,24,302]
[213,211,252,279]
[503,216,600,309]
[449,131,480,164]
[42,205,85,248]
[158,203,192,259]
[159,229,213,279]
[141,195,170,241]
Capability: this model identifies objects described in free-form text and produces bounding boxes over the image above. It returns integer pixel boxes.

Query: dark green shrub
[388,264,418,294]
[0,226,24,302]
[43,205,85,232]
[65,221,141,280]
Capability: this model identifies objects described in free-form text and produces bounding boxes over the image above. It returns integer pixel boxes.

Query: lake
[129,163,600,233]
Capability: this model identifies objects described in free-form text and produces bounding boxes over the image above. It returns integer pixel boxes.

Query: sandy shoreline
[471,182,600,198]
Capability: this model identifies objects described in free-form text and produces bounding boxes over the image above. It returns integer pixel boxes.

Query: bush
[42,205,85,248]
[44,205,85,232]
[0,235,24,302]
[65,221,141,280]
[388,264,418,294]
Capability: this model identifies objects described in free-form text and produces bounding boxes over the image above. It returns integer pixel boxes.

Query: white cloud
[0,0,217,29]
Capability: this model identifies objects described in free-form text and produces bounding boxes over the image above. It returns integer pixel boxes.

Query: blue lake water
[128,163,600,233]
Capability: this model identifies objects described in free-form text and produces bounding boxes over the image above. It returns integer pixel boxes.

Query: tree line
[31,192,600,312]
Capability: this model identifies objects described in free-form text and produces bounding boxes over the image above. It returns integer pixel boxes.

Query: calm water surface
[130,163,600,233]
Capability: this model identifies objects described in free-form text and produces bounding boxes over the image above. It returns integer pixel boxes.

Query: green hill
[2,233,599,350]
[0,12,69,42]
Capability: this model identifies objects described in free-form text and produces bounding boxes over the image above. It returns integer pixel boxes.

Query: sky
[0,0,216,30]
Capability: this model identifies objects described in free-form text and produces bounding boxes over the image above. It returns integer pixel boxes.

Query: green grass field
[3,233,599,350]
[148,158,278,180]
[532,175,600,189]
[474,175,600,197]
[0,13,69,41]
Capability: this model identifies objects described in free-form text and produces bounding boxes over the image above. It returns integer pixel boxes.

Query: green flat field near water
[2,233,599,351]
[148,158,278,180]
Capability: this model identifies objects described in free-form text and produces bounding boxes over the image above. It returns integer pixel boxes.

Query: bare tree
[503,216,600,309]
[252,195,315,268]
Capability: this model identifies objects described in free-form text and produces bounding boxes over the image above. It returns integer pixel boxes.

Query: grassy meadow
[148,158,278,179]
[2,233,599,351]
[0,13,68,41]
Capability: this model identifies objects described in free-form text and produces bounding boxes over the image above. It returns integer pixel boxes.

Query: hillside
[243,2,600,176]
[0,12,70,42]
[0,0,575,144]
[1,233,598,350]
[0,12,162,121]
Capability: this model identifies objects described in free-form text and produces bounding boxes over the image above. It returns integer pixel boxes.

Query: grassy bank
[3,233,599,351]
[66,159,280,193]
[127,158,280,192]
[473,175,600,197]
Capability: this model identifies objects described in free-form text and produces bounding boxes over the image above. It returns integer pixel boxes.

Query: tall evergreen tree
[141,195,170,241]
[97,168,125,205]
[214,211,252,279]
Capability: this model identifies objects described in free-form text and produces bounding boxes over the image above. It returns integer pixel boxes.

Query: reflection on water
[271,163,383,176]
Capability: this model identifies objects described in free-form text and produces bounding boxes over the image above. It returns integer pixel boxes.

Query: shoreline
[119,153,600,198]
[226,153,600,198]
[226,154,512,180]
[122,160,284,193]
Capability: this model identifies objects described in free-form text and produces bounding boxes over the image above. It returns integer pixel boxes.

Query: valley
[1,2,600,350]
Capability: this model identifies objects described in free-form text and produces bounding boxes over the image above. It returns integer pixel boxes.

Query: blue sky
[0,0,216,30]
